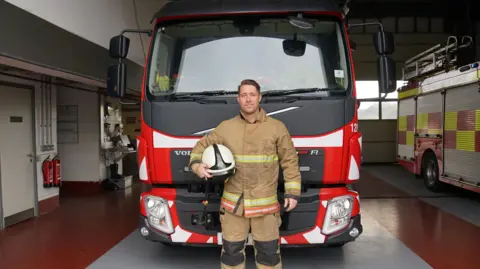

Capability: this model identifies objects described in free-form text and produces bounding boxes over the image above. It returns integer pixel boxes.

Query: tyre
[422,152,444,192]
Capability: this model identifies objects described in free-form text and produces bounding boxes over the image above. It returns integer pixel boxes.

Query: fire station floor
[1,164,479,269]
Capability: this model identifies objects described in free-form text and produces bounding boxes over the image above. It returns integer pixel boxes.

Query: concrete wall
[0,73,58,203]
[349,17,447,80]
[359,120,397,163]
[56,86,101,183]
[349,16,451,163]
[0,0,144,91]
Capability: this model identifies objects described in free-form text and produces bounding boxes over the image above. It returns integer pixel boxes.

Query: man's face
[237,85,262,114]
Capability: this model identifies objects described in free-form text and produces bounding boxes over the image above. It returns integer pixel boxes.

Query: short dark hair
[238,79,261,94]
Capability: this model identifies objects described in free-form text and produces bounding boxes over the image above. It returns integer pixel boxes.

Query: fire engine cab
[106,0,397,247]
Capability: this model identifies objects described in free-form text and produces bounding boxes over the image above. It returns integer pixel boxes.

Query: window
[381,101,398,119]
[356,80,404,120]
[358,101,379,120]
[356,81,379,99]
[147,18,350,97]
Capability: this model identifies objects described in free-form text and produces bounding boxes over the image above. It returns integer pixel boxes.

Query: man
[188,79,302,269]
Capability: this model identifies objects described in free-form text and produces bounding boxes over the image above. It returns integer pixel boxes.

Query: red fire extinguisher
[42,156,53,188]
[52,154,62,187]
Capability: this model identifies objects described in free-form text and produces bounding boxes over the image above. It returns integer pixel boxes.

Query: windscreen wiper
[173,90,237,97]
[168,90,236,103]
[261,87,342,97]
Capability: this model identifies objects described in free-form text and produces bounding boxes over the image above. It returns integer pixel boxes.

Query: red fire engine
[106,0,396,247]
[396,35,480,193]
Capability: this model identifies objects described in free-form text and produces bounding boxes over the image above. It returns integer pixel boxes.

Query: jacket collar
[239,107,267,124]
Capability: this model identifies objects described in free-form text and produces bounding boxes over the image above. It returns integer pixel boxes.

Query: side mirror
[377,55,396,94]
[109,35,130,58]
[373,31,394,55]
[107,63,127,98]
[283,39,306,57]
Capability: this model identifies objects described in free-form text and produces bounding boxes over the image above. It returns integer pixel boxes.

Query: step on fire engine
[396,35,480,193]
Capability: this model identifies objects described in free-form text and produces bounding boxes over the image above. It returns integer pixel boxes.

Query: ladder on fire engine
[402,35,474,81]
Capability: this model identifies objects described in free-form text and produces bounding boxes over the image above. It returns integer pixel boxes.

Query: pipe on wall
[40,77,45,146]
[47,77,52,145]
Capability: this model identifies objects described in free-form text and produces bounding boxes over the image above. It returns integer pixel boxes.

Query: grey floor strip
[87,210,432,269]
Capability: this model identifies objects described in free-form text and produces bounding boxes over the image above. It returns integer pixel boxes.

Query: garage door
[0,83,35,228]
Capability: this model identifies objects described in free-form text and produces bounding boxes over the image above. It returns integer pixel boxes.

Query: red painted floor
[0,182,148,269]
[0,172,479,269]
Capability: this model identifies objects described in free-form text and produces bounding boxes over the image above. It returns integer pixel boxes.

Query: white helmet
[202,144,235,176]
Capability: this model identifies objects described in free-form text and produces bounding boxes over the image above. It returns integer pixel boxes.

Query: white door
[0,84,35,228]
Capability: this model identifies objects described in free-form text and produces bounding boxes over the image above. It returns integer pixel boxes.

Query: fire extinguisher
[42,156,53,188]
[52,154,62,187]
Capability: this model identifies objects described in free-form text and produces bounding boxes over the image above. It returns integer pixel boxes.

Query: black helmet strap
[211,144,232,170]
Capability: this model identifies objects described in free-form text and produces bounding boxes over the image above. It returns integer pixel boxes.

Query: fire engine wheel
[422,152,443,192]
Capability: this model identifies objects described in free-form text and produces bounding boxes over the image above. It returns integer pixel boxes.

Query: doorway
[0,81,36,229]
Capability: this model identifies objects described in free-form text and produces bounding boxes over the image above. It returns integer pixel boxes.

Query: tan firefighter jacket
[189,108,302,218]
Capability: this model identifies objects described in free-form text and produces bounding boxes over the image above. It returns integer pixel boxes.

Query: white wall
[57,86,101,182]
[0,73,58,202]
[5,0,165,66]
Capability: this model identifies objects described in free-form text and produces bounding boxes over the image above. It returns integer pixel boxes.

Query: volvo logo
[174,150,191,156]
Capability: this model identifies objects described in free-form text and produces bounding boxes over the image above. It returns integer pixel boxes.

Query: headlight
[144,196,174,234]
[322,195,353,235]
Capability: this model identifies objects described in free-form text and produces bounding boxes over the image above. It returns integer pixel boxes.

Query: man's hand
[284,198,298,212]
[191,163,212,179]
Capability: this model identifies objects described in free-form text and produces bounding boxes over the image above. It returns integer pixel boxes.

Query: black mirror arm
[117,98,138,105]
[347,21,384,32]
[120,29,152,37]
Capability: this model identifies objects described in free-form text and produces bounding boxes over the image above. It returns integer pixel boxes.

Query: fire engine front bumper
[138,216,173,243]
[137,214,363,247]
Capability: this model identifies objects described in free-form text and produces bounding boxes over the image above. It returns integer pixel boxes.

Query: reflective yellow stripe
[285,182,301,190]
[244,195,278,207]
[426,129,442,135]
[476,110,480,131]
[416,113,428,130]
[190,153,202,161]
[445,112,457,131]
[222,191,278,207]
[234,154,278,163]
[398,116,407,131]
[222,191,241,203]
[456,131,475,152]
[406,131,414,145]
[398,87,420,99]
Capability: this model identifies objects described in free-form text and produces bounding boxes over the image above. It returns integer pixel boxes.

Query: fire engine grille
[174,189,320,236]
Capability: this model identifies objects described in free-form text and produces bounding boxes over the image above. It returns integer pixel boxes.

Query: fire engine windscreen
[147,16,350,96]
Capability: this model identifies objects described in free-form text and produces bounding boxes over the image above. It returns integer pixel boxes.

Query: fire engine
[106,0,396,247]
[396,35,480,193]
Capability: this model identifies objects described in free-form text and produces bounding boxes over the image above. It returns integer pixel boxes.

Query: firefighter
[189,79,302,269]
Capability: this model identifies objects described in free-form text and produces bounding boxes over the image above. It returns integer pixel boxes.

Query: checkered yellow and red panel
[398,115,414,145]
[444,109,480,152]
[416,112,441,136]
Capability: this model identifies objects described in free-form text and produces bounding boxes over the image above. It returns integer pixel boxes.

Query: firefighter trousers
[219,207,282,269]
